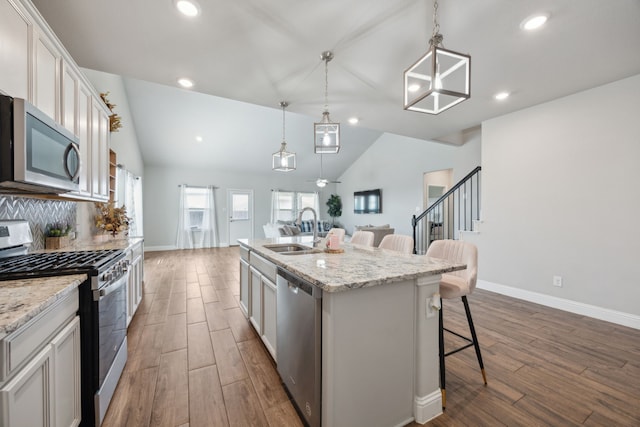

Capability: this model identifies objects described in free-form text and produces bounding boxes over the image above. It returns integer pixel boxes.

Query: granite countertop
[239,237,465,293]
[0,237,143,339]
[38,236,144,253]
[0,274,85,339]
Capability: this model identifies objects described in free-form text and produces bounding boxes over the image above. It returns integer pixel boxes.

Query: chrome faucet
[296,207,320,247]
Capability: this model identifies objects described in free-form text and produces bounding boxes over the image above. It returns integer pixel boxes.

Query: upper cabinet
[33,29,60,121]
[0,0,30,100]
[0,0,111,202]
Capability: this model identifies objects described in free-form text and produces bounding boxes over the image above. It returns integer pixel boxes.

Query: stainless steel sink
[264,243,322,255]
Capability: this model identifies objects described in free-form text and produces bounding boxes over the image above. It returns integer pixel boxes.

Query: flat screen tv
[354,189,382,214]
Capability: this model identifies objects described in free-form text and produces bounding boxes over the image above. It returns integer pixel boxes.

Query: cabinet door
[0,345,53,427]
[33,29,60,121]
[262,276,277,361]
[51,317,81,427]
[75,83,93,196]
[61,62,78,135]
[0,0,30,99]
[90,101,109,200]
[239,259,249,317]
[127,254,143,326]
[249,266,262,333]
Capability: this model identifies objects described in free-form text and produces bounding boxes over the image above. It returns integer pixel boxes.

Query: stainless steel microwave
[0,94,80,194]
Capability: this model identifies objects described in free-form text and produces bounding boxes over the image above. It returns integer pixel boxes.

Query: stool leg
[439,297,446,409]
[462,296,487,384]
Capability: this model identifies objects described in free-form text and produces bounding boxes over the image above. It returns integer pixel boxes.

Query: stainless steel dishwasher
[276,268,322,427]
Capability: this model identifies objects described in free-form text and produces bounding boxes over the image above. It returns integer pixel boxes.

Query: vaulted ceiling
[31,0,640,180]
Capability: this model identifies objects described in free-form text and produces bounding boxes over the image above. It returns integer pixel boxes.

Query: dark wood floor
[103,247,640,427]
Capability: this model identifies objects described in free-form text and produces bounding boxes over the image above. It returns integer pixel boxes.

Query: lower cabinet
[0,294,81,427]
[244,250,278,361]
[249,266,262,333]
[261,276,277,359]
[127,241,144,326]
[239,259,249,317]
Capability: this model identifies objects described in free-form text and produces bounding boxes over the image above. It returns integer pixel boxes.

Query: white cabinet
[0,0,111,203]
[0,345,53,427]
[261,276,277,359]
[127,241,144,326]
[249,266,262,334]
[0,289,80,427]
[239,258,249,317]
[0,0,30,99]
[245,251,278,361]
[61,61,79,134]
[33,28,60,121]
[51,317,81,427]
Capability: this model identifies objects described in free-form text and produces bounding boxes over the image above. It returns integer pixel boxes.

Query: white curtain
[115,167,143,237]
[176,185,189,249]
[201,185,219,247]
[176,185,219,249]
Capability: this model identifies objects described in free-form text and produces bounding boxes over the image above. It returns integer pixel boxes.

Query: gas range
[0,249,125,284]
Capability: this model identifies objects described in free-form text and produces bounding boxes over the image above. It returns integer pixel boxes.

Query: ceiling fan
[307,154,341,188]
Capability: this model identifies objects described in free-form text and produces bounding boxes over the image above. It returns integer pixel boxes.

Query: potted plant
[326,194,342,226]
[45,222,73,249]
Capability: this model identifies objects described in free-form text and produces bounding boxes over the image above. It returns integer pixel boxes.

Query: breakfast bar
[239,236,465,426]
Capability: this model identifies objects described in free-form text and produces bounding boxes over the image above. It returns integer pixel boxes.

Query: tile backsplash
[0,196,76,251]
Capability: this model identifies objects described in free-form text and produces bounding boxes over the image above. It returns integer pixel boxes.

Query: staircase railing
[412,166,481,254]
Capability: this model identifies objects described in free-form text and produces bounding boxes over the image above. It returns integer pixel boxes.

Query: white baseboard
[144,244,230,252]
[413,390,442,424]
[477,279,640,330]
[144,245,176,252]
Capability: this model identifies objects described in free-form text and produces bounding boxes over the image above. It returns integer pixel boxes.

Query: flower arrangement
[99,92,123,132]
[95,202,130,237]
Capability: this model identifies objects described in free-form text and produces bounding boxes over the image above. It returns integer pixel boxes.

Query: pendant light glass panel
[404,45,470,114]
[314,112,340,154]
[272,143,296,171]
[272,101,296,171]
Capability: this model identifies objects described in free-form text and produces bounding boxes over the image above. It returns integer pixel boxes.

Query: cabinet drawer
[249,252,276,282]
[0,287,78,382]
[240,244,250,262]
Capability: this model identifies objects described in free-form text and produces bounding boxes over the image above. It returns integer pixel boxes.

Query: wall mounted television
[354,189,382,214]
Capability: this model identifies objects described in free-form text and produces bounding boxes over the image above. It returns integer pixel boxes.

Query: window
[271,191,319,223]
[176,185,219,249]
[185,187,208,229]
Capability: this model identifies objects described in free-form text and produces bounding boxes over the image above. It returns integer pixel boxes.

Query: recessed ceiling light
[521,13,549,31]
[494,91,510,101]
[177,78,194,88]
[348,117,359,125]
[175,0,200,17]
[195,136,203,142]
[408,84,421,93]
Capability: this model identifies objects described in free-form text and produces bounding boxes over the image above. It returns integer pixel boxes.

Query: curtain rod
[178,184,219,189]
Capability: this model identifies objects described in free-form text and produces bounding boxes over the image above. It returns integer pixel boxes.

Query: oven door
[94,271,129,426]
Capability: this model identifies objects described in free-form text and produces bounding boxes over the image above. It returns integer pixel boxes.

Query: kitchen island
[239,237,465,426]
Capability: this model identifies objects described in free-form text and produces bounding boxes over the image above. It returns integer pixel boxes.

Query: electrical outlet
[553,275,563,287]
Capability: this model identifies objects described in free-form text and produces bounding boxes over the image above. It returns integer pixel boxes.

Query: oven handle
[94,272,128,301]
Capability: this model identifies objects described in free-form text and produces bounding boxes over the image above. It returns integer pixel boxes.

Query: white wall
[143,165,336,249]
[476,73,640,316]
[337,133,481,236]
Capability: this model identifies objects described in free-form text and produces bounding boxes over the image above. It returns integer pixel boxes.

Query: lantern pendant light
[272,101,296,171]
[314,51,340,154]
[403,0,471,114]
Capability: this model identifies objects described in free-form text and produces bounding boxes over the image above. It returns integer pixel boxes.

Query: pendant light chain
[282,102,286,143]
[324,57,329,113]
[429,0,443,47]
